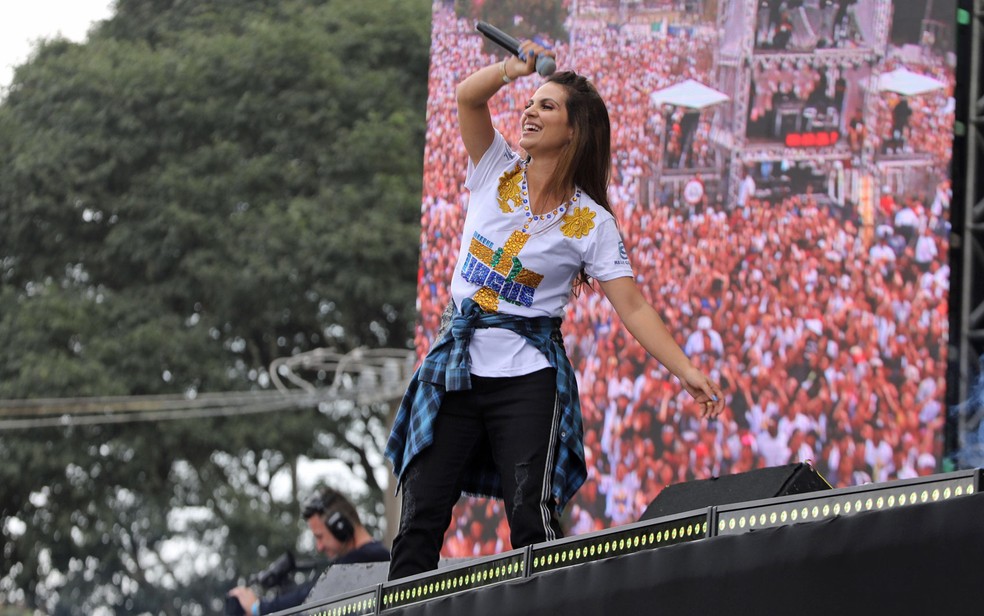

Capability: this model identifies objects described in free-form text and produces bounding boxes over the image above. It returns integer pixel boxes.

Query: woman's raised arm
[455,43,555,165]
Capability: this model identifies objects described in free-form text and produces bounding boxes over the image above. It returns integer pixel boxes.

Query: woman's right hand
[504,41,556,81]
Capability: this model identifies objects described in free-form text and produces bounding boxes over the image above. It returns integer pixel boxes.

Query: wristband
[251,601,260,616]
[499,60,512,83]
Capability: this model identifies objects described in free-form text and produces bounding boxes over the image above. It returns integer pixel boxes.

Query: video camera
[225,551,320,615]
[249,551,298,589]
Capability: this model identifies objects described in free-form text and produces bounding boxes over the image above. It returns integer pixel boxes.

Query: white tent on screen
[650,79,730,109]
[875,67,946,96]
[650,79,729,172]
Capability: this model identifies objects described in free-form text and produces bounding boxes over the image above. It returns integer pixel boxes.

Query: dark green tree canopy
[0,0,430,613]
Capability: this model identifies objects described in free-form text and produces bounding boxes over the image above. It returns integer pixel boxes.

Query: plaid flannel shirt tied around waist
[385,298,586,513]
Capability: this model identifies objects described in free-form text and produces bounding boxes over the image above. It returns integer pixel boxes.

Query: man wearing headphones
[228,486,390,615]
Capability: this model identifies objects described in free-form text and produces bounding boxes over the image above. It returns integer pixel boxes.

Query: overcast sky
[0,0,114,92]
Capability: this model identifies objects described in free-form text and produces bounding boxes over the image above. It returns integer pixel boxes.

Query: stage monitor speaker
[305,557,467,603]
[640,462,831,521]
[305,562,389,603]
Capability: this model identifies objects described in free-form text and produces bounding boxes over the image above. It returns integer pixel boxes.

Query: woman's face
[519,82,573,157]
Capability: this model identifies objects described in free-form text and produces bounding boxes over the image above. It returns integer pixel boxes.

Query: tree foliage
[0,0,430,612]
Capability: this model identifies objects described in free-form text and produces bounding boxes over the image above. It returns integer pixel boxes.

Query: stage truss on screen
[713,0,893,207]
[952,0,984,461]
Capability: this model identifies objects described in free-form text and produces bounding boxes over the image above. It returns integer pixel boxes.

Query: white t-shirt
[452,130,633,376]
[914,234,937,264]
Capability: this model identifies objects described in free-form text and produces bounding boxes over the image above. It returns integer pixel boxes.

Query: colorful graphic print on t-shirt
[460,230,544,312]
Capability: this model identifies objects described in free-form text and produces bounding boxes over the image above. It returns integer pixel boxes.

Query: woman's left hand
[679,366,725,419]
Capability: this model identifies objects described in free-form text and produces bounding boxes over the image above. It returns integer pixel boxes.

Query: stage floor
[275,470,983,616]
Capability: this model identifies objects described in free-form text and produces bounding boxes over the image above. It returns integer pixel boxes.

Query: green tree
[0,0,430,613]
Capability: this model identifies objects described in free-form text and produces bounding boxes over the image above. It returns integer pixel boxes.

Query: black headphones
[325,509,354,543]
[302,489,355,543]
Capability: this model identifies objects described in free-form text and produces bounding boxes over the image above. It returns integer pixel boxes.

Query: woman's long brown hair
[542,71,616,291]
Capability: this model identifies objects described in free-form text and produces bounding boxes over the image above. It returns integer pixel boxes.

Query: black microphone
[476,21,556,77]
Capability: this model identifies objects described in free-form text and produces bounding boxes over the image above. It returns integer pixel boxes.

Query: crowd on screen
[415,3,953,557]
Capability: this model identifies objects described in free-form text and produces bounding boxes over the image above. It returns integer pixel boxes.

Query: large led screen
[415,0,956,556]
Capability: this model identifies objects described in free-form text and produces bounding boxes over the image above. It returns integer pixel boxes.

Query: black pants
[388,368,564,580]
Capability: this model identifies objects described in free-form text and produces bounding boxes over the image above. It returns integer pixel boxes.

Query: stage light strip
[287,586,379,616]
[379,549,527,612]
[530,511,710,575]
[714,470,981,537]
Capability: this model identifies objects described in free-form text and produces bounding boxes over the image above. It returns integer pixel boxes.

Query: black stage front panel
[273,470,982,616]
[390,493,983,616]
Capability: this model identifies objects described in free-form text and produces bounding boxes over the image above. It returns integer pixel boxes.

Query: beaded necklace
[497,162,580,234]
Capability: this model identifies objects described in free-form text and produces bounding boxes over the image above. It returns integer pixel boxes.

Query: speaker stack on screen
[640,462,832,521]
